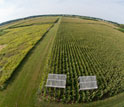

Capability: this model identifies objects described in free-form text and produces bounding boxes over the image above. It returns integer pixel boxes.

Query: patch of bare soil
[0,45,6,51]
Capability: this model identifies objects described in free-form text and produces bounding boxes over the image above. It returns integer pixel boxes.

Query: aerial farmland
[0,15,123,107]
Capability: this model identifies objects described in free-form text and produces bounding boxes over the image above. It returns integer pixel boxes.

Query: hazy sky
[0,0,124,24]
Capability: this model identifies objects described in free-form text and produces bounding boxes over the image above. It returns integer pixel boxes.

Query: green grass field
[0,16,123,107]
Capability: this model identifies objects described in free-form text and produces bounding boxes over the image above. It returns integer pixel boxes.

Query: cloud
[0,0,4,4]
[0,7,16,22]
[0,0,124,24]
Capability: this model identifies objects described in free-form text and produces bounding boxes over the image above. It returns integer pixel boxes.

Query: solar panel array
[79,76,98,90]
[46,74,66,88]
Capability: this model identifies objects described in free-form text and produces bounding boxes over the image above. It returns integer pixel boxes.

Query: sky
[0,0,124,24]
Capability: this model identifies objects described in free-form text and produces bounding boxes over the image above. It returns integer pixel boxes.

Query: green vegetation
[118,28,124,33]
[37,92,124,107]
[0,29,8,36]
[0,17,60,107]
[7,17,58,29]
[117,24,124,33]
[40,17,124,104]
[0,24,51,89]
[0,17,59,89]
[0,15,124,107]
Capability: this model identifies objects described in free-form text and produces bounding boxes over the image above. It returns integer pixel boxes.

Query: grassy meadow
[0,17,59,89]
[0,24,52,89]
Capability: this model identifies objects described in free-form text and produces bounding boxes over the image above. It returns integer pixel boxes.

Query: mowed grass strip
[0,18,60,107]
[38,92,124,107]
[56,91,124,107]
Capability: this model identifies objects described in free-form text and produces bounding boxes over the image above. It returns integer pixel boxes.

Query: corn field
[41,17,124,103]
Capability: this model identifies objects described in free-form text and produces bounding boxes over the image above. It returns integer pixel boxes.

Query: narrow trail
[0,18,61,107]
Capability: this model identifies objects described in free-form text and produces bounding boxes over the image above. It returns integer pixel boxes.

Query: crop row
[41,19,124,103]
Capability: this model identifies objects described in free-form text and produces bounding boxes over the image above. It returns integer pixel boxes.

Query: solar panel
[46,74,66,88]
[79,76,98,90]
[48,74,66,81]
[79,76,96,82]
